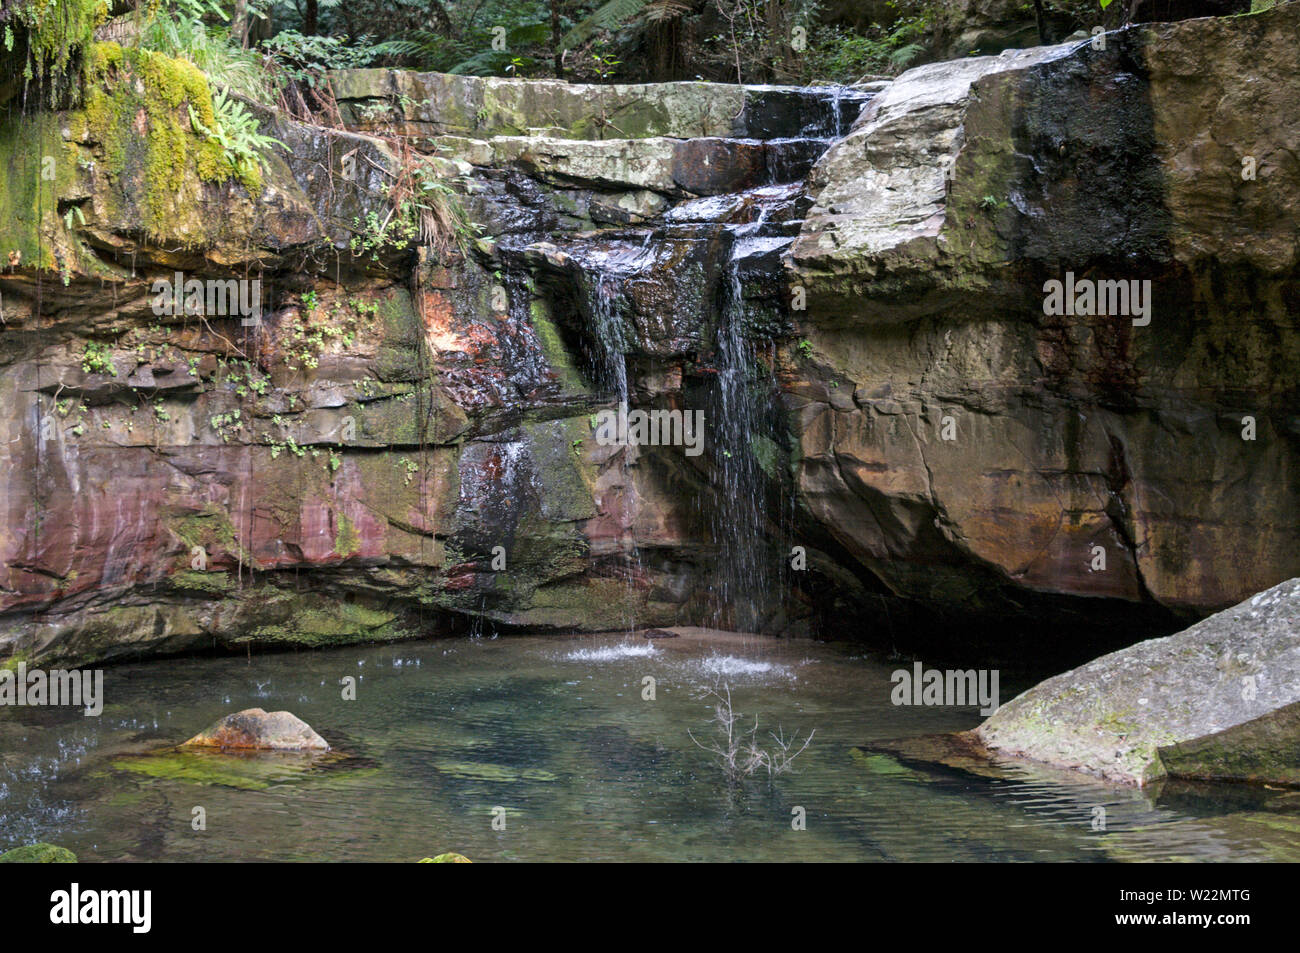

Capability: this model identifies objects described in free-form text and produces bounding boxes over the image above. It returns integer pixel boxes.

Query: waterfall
[588,274,629,406]
[522,84,871,636]
[585,272,642,636]
[707,207,780,632]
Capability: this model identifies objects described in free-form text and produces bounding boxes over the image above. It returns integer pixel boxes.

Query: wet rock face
[1,5,1297,666]
[976,578,1300,786]
[788,3,1300,638]
[0,49,685,666]
[183,708,330,751]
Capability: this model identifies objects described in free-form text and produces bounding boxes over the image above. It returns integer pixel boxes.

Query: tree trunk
[1032,0,1050,44]
[305,0,319,35]
[231,0,250,49]
[551,0,565,80]
[430,1,454,33]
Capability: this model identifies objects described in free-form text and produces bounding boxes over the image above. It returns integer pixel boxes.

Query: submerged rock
[0,843,77,863]
[976,578,1300,785]
[182,708,329,751]
[641,628,680,639]
[111,748,332,789]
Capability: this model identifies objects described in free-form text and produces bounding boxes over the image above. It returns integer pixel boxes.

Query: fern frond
[559,0,650,51]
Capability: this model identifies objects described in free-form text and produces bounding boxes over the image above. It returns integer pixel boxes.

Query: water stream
[708,207,783,631]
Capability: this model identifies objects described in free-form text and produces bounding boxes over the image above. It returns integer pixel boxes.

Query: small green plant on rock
[82,341,117,376]
[187,88,285,191]
[397,456,419,485]
[209,408,242,442]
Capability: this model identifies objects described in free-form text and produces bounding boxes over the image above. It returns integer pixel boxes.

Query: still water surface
[3,630,1298,862]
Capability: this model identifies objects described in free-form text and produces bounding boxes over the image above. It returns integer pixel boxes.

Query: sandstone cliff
[1,4,1296,666]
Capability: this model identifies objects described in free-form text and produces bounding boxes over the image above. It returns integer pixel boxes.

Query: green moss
[79,46,251,242]
[1096,709,1139,735]
[85,39,123,76]
[419,852,472,863]
[0,110,77,273]
[751,433,781,479]
[0,843,77,864]
[850,749,930,782]
[168,503,249,563]
[521,416,599,523]
[1,650,33,673]
[244,596,408,648]
[170,569,236,594]
[109,750,326,790]
[529,300,587,393]
[334,513,361,558]
[7,0,107,96]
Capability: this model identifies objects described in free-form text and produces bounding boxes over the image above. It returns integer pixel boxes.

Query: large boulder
[182,708,330,751]
[786,3,1300,640]
[976,578,1300,785]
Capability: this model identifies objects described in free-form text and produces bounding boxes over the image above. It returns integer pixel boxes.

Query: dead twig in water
[688,680,815,783]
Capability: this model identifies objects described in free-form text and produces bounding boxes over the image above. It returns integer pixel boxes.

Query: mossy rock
[0,843,77,864]
[850,749,931,783]
[109,748,334,790]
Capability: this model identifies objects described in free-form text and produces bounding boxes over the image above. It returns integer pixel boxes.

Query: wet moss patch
[109,747,344,790]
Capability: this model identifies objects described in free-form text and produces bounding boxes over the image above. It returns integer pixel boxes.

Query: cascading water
[587,274,630,405]
[516,84,872,636]
[584,270,643,636]
[706,200,789,632]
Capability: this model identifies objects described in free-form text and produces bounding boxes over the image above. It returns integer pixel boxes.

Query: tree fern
[559,0,650,51]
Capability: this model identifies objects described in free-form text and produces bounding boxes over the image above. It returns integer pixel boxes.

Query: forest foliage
[3,0,1127,103]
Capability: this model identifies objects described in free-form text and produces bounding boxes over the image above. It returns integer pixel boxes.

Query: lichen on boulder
[976,578,1300,785]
